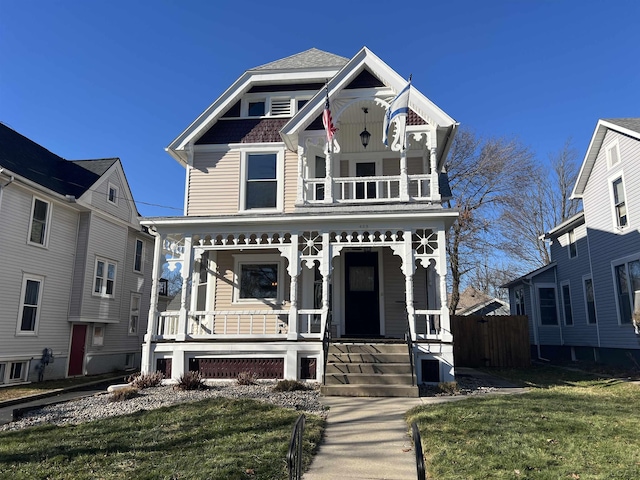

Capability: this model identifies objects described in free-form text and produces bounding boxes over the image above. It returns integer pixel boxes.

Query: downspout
[142,226,163,374]
[0,167,16,212]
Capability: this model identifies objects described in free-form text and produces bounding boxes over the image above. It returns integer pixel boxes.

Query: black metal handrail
[287,414,306,480]
[411,421,426,480]
[322,313,332,385]
[405,326,416,386]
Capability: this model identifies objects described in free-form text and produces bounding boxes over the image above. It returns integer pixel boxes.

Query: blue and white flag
[383,82,411,146]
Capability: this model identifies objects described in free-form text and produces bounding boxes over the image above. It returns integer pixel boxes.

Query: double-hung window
[28,198,50,246]
[244,152,279,211]
[561,282,573,326]
[614,258,640,325]
[18,275,44,333]
[134,239,144,273]
[537,286,558,325]
[568,229,577,258]
[612,177,628,229]
[583,276,597,324]
[94,258,117,297]
[107,183,118,205]
[514,287,525,315]
[129,294,141,335]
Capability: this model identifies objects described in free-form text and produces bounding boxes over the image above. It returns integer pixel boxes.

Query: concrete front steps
[320,342,419,397]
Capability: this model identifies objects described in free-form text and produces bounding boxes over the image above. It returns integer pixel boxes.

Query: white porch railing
[156,312,180,337]
[304,174,431,203]
[298,309,322,337]
[414,309,445,341]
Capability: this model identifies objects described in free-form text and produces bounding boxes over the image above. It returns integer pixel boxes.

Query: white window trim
[535,283,559,327]
[1,360,30,384]
[232,254,285,304]
[93,257,117,298]
[92,324,105,346]
[241,93,313,118]
[606,139,621,169]
[582,275,597,325]
[608,171,630,232]
[27,197,52,248]
[129,293,141,335]
[107,183,119,205]
[133,239,144,273]
[611,253,640,326]
[16,273,45,335]
[238,148,284,213]
[560,280,573,327]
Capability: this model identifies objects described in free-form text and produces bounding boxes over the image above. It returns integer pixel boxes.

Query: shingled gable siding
[195,118,288,145]
[188,151,240,216]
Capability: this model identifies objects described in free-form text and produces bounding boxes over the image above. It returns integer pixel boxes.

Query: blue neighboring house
[504,118,640,366]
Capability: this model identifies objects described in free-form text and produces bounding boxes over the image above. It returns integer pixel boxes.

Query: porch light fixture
[359,107,371,148]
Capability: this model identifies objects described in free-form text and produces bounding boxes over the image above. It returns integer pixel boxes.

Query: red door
[68,324,87,376]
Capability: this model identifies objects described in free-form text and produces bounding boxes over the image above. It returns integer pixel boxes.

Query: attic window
[248,101,265,116]
[107,183,118,205]
[607,141,620,168]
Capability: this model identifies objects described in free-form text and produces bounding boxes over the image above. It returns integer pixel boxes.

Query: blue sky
[2,1,639,217]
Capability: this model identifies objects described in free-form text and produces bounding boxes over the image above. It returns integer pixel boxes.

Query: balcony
[300,172,440,205]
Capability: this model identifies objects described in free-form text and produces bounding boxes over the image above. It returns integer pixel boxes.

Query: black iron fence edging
[411,421,426,480]
[287,414,306,480]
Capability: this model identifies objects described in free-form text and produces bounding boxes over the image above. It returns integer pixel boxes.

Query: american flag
[322,87,337,142]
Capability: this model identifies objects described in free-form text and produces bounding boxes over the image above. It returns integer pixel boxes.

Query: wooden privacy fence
[451,315,530,368]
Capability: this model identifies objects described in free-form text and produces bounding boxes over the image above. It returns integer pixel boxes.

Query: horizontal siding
[0,185,77,359]
[382,249,406,337]
[188,151,240,216]
[283,149,297,213]
[90,171,132,223]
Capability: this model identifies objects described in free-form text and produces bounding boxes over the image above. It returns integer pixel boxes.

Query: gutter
[0,167,16,212]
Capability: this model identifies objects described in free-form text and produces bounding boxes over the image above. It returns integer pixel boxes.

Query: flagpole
[399,75,411,201]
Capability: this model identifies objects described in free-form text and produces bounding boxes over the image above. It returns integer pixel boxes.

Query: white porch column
[177,234,194,342]
[399,149,409,201]
[324,142,334,203]
[404,230,416,340]
[142,229,164,373]
[296,145,305,205]
[319,232,332,337]
[286,236,301,340]
[430,147,441,202]
[437,229,453,342]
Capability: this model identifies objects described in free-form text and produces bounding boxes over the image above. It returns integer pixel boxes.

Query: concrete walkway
[303,372,528,480]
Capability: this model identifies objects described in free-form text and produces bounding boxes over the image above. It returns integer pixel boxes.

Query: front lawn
[0,397,324,480]
[407,366,640,479]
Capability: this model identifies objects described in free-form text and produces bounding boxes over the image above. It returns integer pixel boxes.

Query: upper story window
[583,276,597,324]
[134,239,144,273]
[606,141,621,168]
[248,101,266,116]
[28,198,50,246]
[568,229,577,258]
[242,95,310,118]
[17,274,44,334]
[613,258,640,325]
[107,183,119,205]
[242,151,282,211]
[612,176,628,229]
[94,258,117,297]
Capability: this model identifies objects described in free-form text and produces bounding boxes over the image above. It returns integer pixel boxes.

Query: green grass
[0,397,324,480]
[0,371,128,402]
[407,366,640,479]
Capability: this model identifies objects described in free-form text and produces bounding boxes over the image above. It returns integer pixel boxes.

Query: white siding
[187,150,240,216]
[90,171,133,223]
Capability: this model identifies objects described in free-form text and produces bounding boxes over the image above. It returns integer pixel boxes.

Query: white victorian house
[141,47,459,396]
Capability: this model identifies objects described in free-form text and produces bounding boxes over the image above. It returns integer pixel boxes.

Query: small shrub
[273,379,310,392]
[236,371,259,385]
[127,371,164,389]
[175,371,205,391]
[438,381,459,395]
[109,386,139,402]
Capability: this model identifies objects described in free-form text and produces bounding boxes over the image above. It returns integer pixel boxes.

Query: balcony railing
[303,174,432,204]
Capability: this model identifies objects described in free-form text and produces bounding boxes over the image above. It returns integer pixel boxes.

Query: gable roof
[572,118,640,198]
[454,286,509,315]
[0,122,118,199]
[500,262,557,289]
[251,48,349,71]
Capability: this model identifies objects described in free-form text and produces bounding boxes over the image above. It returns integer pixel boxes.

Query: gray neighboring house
[504,118,640,365]
[0,123,152,384]
[454,287,510,316]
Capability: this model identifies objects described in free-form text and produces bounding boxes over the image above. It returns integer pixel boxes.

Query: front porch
[141,217,455,386]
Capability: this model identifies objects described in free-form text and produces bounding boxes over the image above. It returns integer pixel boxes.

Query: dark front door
[68,324,87,376]
[345,252,380,337]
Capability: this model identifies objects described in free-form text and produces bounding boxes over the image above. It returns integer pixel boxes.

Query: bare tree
[498,140,581,269]
[445,128,537,314]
